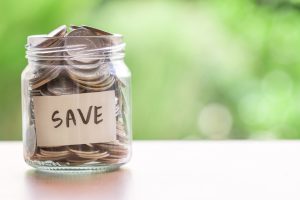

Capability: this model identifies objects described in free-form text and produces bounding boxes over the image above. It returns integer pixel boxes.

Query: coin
[30,66,62,89]
[74,78,115,92]
[66,64,110,81]
[48,25,67,37]
[73,25,115,47]
[82,25,112,36]
[46,76,82,96]
[72,74,113,87]
[81,25,123,46]
[65,28,101,64]
[33,25,67,48]
[77,152,109,160]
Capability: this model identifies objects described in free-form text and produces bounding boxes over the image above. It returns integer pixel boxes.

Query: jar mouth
[27,34,123,41]
[26,34,125,63]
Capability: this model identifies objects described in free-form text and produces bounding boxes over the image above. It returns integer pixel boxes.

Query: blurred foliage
[1,0,300,140]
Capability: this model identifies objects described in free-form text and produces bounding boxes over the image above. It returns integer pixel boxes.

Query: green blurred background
[1,0,300,140]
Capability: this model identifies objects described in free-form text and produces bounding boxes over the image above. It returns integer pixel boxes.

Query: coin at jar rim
[30,26,67,70]
[48,25,67,37]
[81,25,123,46]
[81,25,112,36]
[71,25,113,36]
[29,25,67,71]
[65,26,118,65]
[70,25,81,30]
[65,28,101,64]
[72,25,116,47]
[33,25,67,48]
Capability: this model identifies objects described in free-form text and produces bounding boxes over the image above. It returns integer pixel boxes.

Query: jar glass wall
[21,26,132,172]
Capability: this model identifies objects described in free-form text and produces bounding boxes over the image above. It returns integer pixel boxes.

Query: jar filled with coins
[21,25,132,171]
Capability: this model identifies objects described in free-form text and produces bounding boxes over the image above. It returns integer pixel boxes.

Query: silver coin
[35,154,68,161]
[30,89,42,96]
[66,63,110,80]
[77,152,109,160]
[81,25,123,46]
[65,28,100,64]
[33,25,67,48]
[70,25,82,30]
[30,66,62,89]
[71,25,113,46]
[74,77,115,92]
[68,148,99,155]
[70,73,112,87]
[81,25,112,36]
[40,149,69,157]
[48,25,67,37]
[46,76,82,95]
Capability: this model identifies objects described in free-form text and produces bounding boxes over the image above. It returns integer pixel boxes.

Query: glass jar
[21,31,131,172]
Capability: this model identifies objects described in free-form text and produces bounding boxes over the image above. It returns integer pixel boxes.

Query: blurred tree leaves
[89,0,300,139]
[0,0,98,139]
[1,0,300,140]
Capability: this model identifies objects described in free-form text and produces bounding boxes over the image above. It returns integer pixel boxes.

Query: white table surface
[1,141,300,200]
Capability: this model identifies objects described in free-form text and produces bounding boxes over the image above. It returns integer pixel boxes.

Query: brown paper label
[33,91,116,147]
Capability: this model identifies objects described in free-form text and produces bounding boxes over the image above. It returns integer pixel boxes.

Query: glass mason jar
[21,32,131,172]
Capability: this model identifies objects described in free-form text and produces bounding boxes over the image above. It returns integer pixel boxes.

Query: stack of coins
[26,25,130,166]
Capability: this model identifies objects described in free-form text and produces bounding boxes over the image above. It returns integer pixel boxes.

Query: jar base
[26,159,124,173]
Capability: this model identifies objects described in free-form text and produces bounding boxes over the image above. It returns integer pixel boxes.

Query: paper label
[33,91,116,147]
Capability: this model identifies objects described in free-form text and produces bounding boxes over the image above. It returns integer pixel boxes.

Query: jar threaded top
[25,25,125,64]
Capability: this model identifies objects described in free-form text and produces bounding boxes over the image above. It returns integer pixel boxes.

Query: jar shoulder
[21,65,33,80]
[113,61,131,78]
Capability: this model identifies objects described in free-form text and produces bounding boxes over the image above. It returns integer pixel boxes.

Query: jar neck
[26,35,125,66]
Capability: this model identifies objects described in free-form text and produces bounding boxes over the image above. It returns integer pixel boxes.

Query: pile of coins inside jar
[25,25,130,166]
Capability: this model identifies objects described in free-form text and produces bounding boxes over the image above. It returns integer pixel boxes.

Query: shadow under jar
[22,30,132,172]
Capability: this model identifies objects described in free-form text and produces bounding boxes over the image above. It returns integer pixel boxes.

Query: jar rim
[25,34,125,62]
[27,34,123,41]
